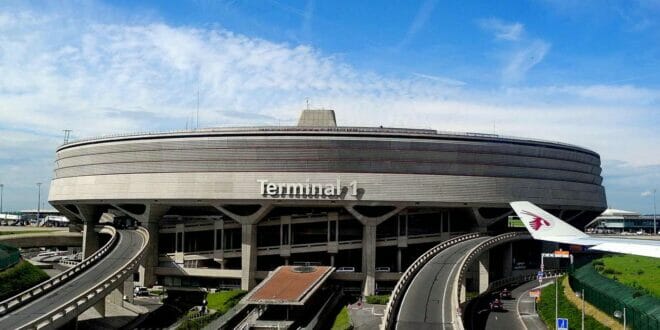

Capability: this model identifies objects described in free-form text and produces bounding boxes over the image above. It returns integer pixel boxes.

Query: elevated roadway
[0,229,148,329]
[396,237,490,329]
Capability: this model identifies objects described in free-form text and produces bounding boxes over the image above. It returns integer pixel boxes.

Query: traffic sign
[537,271,544,277]
[529,289,540,298]
[557,318,568,330]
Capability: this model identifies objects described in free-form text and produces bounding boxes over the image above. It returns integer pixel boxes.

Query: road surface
[396,237,489,329]
[0,230,144,329]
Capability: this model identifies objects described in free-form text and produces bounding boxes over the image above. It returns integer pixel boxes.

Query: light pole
[575,289,585,330]
[36,182,42,225]
[0,183,4,214]
[614,308,626,330]
[555,278,558,330]
[653,189,657,235]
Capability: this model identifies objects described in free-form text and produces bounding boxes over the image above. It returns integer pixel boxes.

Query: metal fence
[0,244,20,271]
[569,261,660,330]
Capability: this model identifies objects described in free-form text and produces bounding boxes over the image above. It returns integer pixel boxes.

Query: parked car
[134,286,149,297]
[336,266,356,272]
[375,267,391,272]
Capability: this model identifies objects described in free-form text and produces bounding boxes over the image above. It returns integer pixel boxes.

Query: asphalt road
[396,237,489,330]
[0,230,144,329]
[482,280,549,330]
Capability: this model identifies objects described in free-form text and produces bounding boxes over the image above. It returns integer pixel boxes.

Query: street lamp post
[653,189,657,235]
[614,308,626,330]
[36,182,42,225]
[0,183,4,214]
[576,289,585,330]
[555,278,558,330]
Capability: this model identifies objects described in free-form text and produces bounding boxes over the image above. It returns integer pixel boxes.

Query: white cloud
[0,8,658,211]
[502,40,551,83]
[478,18,525,41]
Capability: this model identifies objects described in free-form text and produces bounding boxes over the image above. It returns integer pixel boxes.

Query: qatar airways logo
[522,210,553,231]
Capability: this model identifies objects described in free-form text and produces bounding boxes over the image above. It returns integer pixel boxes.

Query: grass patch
[176,289,247,330]
[537,276,608,330]
[597,255,660,298]
[206,289,246,314]
[0,260,49,300]
[331,306,353,330]
[365,294,390,305]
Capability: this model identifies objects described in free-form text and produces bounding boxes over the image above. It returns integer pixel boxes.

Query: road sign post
[557,317,568,330]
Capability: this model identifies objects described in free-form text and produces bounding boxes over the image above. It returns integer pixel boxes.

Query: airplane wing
[510,201,660,259]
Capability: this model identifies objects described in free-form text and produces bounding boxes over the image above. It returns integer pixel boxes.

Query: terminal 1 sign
[258,178,359,198]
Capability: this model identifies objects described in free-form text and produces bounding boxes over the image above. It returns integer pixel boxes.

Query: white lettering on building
[258,179,358,197]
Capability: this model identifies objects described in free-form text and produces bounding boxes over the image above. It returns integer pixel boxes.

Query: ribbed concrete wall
[49,128,606,210]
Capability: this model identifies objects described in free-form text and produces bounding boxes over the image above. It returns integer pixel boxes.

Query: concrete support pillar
[397,248,402,273]
[120,204,170,288]
[503,243,513,278]
[82,222,99,259]
[345,204,406,297]
[477,251,490,294]
[330,254,335,267]
[460,281,466,303]
[78,205,101,259]
[362,224,377,296]
[140,220,159,286]
[241,223,257,290]
[93,299,106,317]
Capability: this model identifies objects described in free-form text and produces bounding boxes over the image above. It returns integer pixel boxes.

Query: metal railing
[454,232,532,329]
[0,226,118,316]
[20,227,150,330]
[380,232,485,330]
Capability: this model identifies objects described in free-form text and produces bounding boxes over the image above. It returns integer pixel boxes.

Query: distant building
[588,208,658,234]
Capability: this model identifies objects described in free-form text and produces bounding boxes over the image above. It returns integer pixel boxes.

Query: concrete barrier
[380,233,484,330]
[0,226,116,316]
[19,227,149,330]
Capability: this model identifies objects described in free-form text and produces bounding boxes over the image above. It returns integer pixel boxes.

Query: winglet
[509,201,588,241]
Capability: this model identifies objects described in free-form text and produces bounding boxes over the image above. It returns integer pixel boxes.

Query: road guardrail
[21,227,150,330]
[0,226,118,316]
[380,232,484,330]
[454,232,531,329]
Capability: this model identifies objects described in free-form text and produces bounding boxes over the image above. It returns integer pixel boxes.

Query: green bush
[365,294,390,305]
[537,277,608,330]
[331,306,353,330]
[0,260,49,300]
[176,289,247,330]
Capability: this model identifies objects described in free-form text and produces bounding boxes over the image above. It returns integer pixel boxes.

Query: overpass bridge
[0,226,148,329]
[382,232,534,330]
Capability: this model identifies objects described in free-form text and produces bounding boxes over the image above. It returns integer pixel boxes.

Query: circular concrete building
[48,110,606,294]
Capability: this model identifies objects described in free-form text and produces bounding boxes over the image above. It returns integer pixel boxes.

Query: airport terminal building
[48,110,607,295]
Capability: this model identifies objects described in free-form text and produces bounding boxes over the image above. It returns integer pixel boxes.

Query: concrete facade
[48,110,607,295]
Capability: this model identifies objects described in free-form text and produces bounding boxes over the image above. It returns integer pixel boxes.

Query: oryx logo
[522,210,552,231]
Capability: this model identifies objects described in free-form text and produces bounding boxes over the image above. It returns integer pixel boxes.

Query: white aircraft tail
[510,201,588,241]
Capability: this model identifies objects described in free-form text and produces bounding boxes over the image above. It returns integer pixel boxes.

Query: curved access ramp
[0,227,149,330]
[0,226,117,316]
[380,233,487,330]
[454,232,532,329]
[394,236,490,329]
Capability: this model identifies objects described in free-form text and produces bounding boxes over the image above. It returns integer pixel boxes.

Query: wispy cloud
[478,18,524,41]
[477,18,551,84]
[502,40,551,83]
[398,0,439,48]
[0,6,658,211]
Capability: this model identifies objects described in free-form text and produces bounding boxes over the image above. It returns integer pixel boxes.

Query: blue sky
[0,0,658,213]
